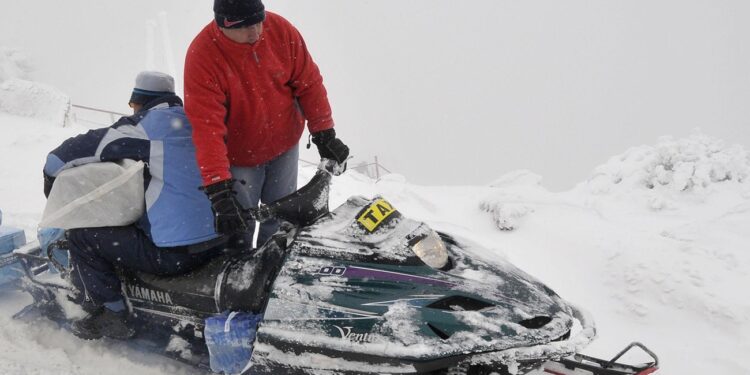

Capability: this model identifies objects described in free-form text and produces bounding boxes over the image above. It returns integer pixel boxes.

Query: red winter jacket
[184,12,334,185]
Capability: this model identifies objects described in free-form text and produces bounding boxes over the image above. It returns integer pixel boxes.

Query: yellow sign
[357,199,398,232]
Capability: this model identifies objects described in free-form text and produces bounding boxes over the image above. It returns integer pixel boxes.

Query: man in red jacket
[185,0,349,248]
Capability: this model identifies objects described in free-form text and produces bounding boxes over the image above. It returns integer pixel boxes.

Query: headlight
[412,230,449,269]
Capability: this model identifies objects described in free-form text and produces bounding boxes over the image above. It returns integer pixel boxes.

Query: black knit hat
[214,0,265,29]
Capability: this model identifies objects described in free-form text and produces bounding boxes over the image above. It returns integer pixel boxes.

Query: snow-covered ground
[2,51,749,374]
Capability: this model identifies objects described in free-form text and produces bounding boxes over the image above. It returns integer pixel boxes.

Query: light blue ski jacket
[43,96,219,247]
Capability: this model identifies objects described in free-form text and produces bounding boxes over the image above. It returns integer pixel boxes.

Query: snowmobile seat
[131,250,233,299]
[121,238,287,319]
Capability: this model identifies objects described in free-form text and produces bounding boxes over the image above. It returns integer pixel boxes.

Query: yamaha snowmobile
[4,160,659,374]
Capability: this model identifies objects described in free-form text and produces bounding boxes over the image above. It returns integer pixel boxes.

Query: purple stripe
[344,266,454,287]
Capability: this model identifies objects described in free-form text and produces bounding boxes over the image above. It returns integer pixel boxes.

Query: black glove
[203,180,248,235]
[311,129,350,164]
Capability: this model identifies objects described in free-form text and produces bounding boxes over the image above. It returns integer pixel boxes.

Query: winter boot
[71,308,135,340]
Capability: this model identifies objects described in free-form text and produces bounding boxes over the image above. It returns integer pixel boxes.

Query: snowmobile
[4,159,659,374]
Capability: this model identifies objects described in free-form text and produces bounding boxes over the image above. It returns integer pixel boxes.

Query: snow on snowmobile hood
[255,195,577,365]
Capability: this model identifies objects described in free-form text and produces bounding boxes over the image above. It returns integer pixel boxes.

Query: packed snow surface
[1,55,749,374]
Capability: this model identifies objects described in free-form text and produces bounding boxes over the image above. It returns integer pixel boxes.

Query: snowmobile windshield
[410,230,449,269]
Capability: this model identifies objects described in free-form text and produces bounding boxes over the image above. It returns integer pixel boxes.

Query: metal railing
[72,104,128,117]
[349,156,392,180]
[71,104,128,128]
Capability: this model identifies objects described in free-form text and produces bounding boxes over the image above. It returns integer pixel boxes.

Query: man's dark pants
[66,226,221,307]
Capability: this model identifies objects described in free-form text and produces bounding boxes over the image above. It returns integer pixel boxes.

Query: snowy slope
[1,56,749,375]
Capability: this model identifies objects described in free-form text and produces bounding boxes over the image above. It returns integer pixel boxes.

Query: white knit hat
[129,71,175,105]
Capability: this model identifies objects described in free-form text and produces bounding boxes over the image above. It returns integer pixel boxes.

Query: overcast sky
[2,0,749,190]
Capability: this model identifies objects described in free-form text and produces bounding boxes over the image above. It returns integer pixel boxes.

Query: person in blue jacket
[43,71,228,340]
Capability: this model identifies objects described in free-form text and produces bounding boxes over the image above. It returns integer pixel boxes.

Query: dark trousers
[66,226,221,306]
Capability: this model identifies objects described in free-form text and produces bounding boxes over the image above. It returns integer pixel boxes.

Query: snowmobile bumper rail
[12,241,47,273]
[604,342,658,369]
[549,342,659,375]
[12,241,71,291]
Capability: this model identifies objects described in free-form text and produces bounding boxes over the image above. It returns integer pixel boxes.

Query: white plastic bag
[41,160,146,229]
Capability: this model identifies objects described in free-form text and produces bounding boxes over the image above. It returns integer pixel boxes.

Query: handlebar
[244,158,342,226]
[318,158,347,177]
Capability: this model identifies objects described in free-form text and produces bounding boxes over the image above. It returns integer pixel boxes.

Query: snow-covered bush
[0,46,72,126]
[584,134,749,196]
[0,79,73,126]
[480,170,541,231]
[479,201,533,231]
